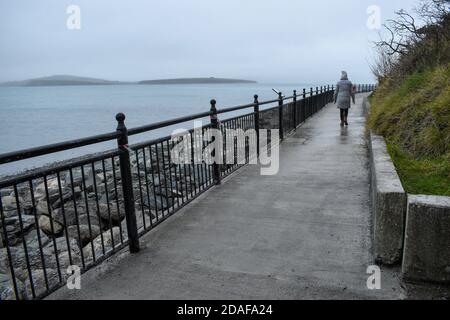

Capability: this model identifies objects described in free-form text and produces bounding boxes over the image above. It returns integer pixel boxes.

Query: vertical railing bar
[101,159,115,249]
[56,172,73,267]
[159,141,172,215]
[91,162,106,256]
[189,132,196,199]
[198,128,205,191]
[80,165,96,262]
[172,139,185,206]
[69,169,86,269]
[147,145,160,224]
[13,184,36,298]
[141,147,154,228]
[111,157,124,244]
[165,139,178,212]
[28,180,50,290]
[134,149,147,231]
[221,121,226,177]
[154,143,165,219]
[43,176,62,282]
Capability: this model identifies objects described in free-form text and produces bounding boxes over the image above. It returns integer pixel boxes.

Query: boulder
[98,203,125,225]
[38,215,64,236]
[23,268,60,299]
[0,215,35,245]
[66,225,101,247]
[2,195,20,211]
[0,272,25,300]
[36,200,50,216]
[82,227,122,263]
[24,229,51,250]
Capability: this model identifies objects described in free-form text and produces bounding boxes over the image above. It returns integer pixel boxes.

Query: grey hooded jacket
[334,72,355,109]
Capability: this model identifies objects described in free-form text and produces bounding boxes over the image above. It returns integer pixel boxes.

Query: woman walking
[334,71,355,126]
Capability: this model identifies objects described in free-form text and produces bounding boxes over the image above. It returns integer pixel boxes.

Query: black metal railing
[0,83,376,300]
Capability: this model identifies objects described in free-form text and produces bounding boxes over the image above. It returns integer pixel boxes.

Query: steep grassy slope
[368,64,450,196]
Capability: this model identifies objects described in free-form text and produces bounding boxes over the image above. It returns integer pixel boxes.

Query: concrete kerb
[367,130,407,265]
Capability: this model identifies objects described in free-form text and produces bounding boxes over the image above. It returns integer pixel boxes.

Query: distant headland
[139,77,257,85]
[0,75,257,87]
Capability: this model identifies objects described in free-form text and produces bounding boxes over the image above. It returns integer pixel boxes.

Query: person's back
[334,71,355,126]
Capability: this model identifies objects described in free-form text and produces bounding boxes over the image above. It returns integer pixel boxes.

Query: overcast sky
[0,0,418,84]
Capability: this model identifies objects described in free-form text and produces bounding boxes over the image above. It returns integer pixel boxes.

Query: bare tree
[372,0,450,80]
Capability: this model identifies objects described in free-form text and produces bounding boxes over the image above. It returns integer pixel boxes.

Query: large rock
[66,225,101,247]
[36,200,50,216]
[0,272,25,300]
[24,229,51,250]
[402,195,450,283]
[369,132,407,265]
[0,215,36,246]
[82,227,122,263]
[143,194,174,211]
[98,203,124,225]
[38,215,64,236]
[38,200,104,236]
[23,268,60,299]
[2,195,20,211]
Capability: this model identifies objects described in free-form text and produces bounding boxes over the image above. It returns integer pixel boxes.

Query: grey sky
[0,0,417,83]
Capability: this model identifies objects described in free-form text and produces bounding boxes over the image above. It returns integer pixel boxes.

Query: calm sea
[0,83,313,175]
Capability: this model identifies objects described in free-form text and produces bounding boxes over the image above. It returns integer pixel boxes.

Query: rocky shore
[0,144,213,299]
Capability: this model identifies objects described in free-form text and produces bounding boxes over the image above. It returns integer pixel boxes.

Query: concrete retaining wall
[402,195,450,283]
[368,131,407,265]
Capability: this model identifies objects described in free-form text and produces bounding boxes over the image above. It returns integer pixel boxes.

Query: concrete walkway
[50,93,407,300]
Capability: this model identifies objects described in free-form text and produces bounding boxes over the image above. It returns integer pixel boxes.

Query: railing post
[210,99,221,185]
[278,92,284,141]
[253,94,260,158]
[320,86,323,108]
[302,88,306,122]
[315,86,319,113]
[115,113,140,254]
[293,90,297,129]
[310,87,313,118]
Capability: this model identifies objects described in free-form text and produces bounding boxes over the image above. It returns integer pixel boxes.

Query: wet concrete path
[50,93,407,299]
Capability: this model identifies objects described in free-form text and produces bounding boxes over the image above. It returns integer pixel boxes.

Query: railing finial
[210,99,217,112]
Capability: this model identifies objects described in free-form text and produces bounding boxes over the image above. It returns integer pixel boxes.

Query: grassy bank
[367,64,450,196]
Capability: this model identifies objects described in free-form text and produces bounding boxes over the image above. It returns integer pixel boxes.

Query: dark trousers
[340,108,349,121]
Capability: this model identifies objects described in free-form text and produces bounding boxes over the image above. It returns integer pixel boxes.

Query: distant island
[0,75,257,87]
[139,77,257,85]
[0,75,130,87]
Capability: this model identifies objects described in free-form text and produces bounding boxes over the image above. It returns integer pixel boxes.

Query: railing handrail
[0,84,372,166]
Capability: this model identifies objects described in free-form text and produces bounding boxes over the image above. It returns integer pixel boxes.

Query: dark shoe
[340,121,344,126]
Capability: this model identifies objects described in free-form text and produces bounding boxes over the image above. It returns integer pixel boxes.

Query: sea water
[0,83,314,175]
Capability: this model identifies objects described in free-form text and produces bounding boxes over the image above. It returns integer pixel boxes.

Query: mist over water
[0,83,314,175]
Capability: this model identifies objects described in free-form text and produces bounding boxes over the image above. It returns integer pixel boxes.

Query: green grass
[387,143,450,196]
[368,64,450,196]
